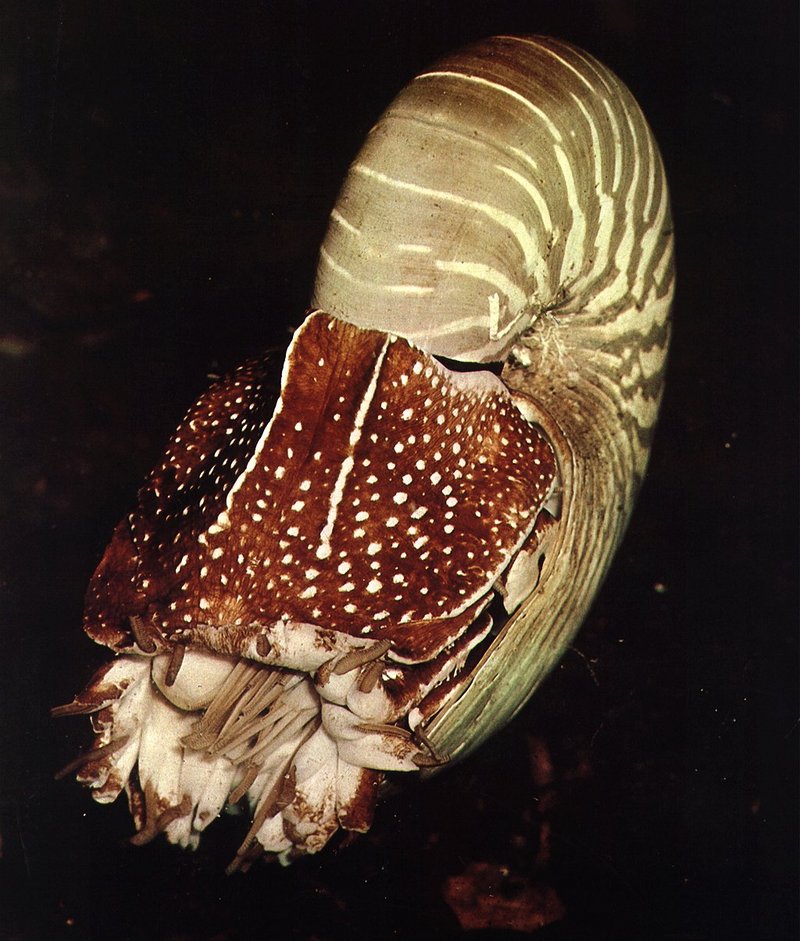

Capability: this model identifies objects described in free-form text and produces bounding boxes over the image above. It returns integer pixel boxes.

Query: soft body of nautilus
[55,35,673,867]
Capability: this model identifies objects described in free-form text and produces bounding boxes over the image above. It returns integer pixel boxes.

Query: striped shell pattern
[55,36,673,866]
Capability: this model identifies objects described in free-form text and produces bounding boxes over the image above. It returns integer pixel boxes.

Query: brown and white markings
[55,311,560,864]
[55,34,673,865]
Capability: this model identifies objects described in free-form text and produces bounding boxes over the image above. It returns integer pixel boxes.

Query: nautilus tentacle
[55,35,673,862]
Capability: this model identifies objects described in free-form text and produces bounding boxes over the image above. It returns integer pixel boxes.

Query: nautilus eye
[54,34,673,868]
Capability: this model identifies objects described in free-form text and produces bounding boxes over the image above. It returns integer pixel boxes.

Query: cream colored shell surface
[314,34,674,762]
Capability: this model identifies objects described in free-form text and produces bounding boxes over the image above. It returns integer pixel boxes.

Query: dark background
[0,2,796,939]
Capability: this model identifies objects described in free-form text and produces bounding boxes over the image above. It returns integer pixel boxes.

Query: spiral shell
[55,36,673,863]
[314,34,674,761]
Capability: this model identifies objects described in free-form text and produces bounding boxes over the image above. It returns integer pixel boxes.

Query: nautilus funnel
[55,35,673,866]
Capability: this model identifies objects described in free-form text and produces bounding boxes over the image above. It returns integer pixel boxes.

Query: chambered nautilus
[55,35,673,868]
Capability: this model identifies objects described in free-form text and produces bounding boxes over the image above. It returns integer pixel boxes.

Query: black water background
[0,2,796,939]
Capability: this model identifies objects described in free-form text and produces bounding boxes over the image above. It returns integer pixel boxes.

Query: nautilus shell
[55,35,673,867]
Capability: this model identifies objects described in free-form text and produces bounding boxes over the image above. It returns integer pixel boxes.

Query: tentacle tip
[411,750,451,768]
[51,701,92,719]
[128,615,159,654]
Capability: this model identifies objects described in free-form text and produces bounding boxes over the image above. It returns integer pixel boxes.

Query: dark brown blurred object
[445,862,565,932]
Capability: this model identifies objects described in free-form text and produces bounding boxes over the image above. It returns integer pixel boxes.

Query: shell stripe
[351,162,541,274]
[415,70,565,143]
